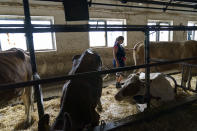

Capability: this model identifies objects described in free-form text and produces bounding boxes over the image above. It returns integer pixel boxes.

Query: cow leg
[182,67,191,93]
[187,75,192,89]
[21,86,34,126]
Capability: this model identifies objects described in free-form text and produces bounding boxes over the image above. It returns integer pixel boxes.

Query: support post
[23,0,44,119]
[144,30,151,108]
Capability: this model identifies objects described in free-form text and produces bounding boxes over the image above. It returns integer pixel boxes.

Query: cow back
[133,40,197,72]
[53,49,102,130]
[0,48,32,107]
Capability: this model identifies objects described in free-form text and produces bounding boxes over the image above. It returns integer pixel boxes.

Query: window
[188,21,197,40]
[0,16,56,51]
[89,19,127,47]
[148,20,173,42]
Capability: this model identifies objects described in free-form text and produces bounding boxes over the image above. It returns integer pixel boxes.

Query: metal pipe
[173,0,197,3]
[23,0,44,119]
[1,56,197,91]
[164,74,178,94]
[91,2,197,13]
[124,0,197,9]
[2,25,197,33]
[187,66,192,90]
[181,65,185,87]
[177,85,197,93]
[34,0,197,9]
[144,30,151,108]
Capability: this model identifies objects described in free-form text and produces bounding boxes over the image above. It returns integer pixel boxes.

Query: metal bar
[23,0,44,119]
[2,25,197,33]
[181,63,197,68]
[1,56,197,90]
[187,66,192,89]
[91,2,197,13]
[34,0,197,9]
[163,0,173,12]
[35,0,197,4]
[181,65,185,87]
[125,0,197,9]
[1,24,197,28]
[177,85,197,93]
[165,74,178,94]
[173,0,197,3]
[165,71,181,76]
[144,30,151,108]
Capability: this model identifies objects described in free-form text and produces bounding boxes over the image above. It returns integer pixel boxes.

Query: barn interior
[1,0,197,131]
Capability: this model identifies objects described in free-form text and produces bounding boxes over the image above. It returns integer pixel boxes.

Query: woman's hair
[115,36,124,43]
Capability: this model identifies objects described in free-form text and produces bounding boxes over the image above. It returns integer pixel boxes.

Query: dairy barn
[1,0,197,131]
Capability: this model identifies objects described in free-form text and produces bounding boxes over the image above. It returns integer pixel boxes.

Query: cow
[115,73,175,103]
[133,40,197,88]
[0,48,34,127]
[38,48,103,131]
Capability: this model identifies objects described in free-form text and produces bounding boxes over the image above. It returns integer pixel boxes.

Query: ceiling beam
[121,0,197,9]
[33,0,197,10]
[171,0,197,3]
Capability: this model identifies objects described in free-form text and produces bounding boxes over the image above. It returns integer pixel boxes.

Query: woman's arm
[113,47,119,67]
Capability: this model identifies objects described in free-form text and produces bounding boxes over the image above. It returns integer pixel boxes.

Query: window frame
[88,18,127,47]
[187,21,197,40]
[0,15,56,52]
[148,20,173,42]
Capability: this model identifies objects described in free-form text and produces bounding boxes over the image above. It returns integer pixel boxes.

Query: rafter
[120,0,197,9]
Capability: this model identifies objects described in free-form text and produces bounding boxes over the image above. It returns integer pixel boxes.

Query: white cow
[115,73,175,102]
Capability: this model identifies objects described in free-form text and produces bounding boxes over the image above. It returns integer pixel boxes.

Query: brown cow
[133,40,197,88]
[0,48,34,127]
[38,48,103,131]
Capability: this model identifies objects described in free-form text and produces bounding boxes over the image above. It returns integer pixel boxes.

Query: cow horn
[132,41,143,50]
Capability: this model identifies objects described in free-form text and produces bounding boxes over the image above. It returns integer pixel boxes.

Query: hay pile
[0,74,196,131]
[0,84,138,131]
[0,98,60,131]
[99,84,138,122]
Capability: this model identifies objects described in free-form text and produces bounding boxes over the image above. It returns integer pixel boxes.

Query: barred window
[0,16,56,52]
[148,20,173,42]
[89,19,127,47]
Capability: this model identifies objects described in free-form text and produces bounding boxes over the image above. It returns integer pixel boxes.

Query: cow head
[115,74,145,101]
[69,49,102,75]
[38,113,72,131]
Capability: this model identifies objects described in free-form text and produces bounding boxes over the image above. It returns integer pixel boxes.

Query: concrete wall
[1,0,197,83]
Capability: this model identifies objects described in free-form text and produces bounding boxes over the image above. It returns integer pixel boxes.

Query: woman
[113,36,126,88]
